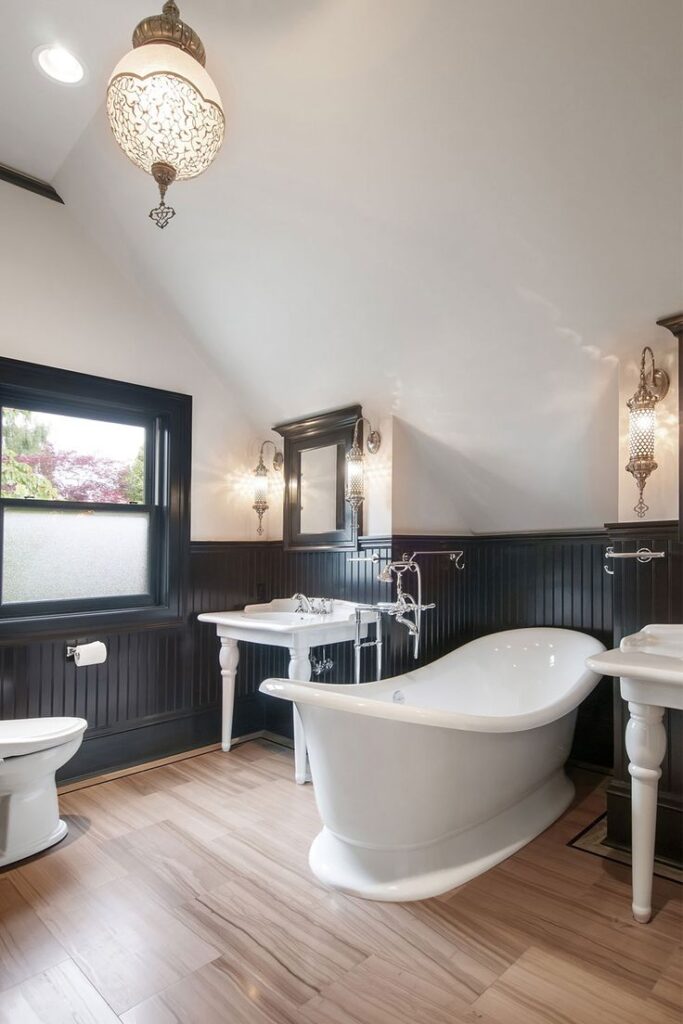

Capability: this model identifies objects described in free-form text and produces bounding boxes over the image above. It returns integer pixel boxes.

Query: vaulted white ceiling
[3,0,682,532]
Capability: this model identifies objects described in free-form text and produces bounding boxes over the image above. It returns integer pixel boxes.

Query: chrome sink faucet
[293,594,334,615]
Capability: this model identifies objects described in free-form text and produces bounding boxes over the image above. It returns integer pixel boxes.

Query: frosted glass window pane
[300,445,338,534]
[1,408,146,503]
[2,509,150,604]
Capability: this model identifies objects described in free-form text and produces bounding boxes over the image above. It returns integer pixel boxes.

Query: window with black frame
[0,358,191,637]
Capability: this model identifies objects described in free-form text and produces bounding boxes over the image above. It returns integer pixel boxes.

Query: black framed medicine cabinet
[655,312,683,541]
[0,357,191,640]
[275,404,361,551]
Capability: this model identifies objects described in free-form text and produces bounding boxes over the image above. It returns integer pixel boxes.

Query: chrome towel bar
[402,550,465,571]
[348,550,466,571]
[604,546,666,576]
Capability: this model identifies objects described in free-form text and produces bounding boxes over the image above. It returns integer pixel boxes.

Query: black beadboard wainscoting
[1,522,680,865]
[0,539,393,781]
[381,532,615,769]
[0,529,613,782]
[194,531,615,754]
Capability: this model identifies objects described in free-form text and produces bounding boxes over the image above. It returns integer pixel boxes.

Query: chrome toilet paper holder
[66,640,108,666]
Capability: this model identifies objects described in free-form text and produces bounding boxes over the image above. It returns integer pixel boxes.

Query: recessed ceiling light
[34,45,85,85]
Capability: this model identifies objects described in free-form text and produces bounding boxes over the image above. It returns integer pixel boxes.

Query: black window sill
[0,605,187,644]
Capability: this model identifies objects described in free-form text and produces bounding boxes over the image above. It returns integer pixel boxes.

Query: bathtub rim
[260,626,606,734]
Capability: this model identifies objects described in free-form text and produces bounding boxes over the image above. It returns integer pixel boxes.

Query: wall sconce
[626,346,669,518]
[252,440,283,535]
[345,417,381,530]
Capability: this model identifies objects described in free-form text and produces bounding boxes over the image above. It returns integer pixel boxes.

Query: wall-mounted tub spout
[377,550,465,659]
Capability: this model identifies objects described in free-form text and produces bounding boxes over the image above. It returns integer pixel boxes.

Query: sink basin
[199,598,376,636]
[586,623,683,708]
[620,623,683,662]
[242,611,319,625]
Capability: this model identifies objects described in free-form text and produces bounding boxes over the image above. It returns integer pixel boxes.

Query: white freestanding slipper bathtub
[260,627,605,901]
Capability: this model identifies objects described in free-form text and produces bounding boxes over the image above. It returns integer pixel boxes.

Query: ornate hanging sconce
[345,417,381,531]
[252,441,283,535]
[107,1,225,227]
[626,346,669,518]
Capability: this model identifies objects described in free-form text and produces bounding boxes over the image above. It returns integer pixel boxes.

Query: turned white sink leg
[219,637,239,752]
[624,698,667,924]
[289,645,312,785]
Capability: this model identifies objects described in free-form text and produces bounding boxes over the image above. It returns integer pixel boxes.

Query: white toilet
[0,717,87,867]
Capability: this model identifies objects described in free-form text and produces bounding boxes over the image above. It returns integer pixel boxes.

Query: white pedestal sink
[199,599,375,783]
[587,623,683,923]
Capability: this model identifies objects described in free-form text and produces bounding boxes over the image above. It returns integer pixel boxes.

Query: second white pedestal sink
[199,599,376,783]
[587,623,683,923]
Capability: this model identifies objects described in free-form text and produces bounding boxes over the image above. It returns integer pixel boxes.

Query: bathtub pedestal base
[309,770,574,902]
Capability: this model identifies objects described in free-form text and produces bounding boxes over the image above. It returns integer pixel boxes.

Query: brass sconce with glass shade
[252,441,283,535]
[107,1,225,228]
[345,417,382,532]
[625,346,669,518]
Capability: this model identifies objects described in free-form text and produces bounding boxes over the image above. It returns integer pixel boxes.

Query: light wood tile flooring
[0,740,680,1023]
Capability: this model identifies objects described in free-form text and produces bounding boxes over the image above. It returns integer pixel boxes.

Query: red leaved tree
[8,446,138,503]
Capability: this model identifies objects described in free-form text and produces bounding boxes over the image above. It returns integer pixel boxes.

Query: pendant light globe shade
[107,44,224,180]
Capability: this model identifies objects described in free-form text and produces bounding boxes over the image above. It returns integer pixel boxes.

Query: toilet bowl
[0,717,87,867]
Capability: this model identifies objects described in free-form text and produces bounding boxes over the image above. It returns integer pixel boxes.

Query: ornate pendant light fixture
[107,1,225,228]
[625,346,669,518]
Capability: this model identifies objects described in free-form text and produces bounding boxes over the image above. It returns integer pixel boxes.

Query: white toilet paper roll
[73,641,107,667]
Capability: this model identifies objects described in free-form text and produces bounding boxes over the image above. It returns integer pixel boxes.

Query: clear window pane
[2,508,150,604]
[1,408,146,503]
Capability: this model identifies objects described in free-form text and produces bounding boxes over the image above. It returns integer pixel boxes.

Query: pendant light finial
[149,161,177,228]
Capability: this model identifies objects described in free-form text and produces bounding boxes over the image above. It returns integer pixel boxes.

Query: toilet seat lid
[0,717,87,758]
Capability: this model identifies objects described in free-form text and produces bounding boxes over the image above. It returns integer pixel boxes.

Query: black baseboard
[57,694,264,783]
[606,779,683,866]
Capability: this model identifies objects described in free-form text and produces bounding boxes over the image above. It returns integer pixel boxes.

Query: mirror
[274,405,361,550]
[300,445,338,534]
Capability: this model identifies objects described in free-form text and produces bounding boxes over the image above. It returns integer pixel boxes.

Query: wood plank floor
[0,740,680,1023]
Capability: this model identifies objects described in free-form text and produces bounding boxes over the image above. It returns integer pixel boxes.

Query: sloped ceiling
[4,0,682,532]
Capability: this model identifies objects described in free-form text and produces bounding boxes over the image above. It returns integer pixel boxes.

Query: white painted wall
[4,2,682,539]
[618,332,679,523]
[363,416,393,538]
[50,0,680,535]
[0,181,257,540]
